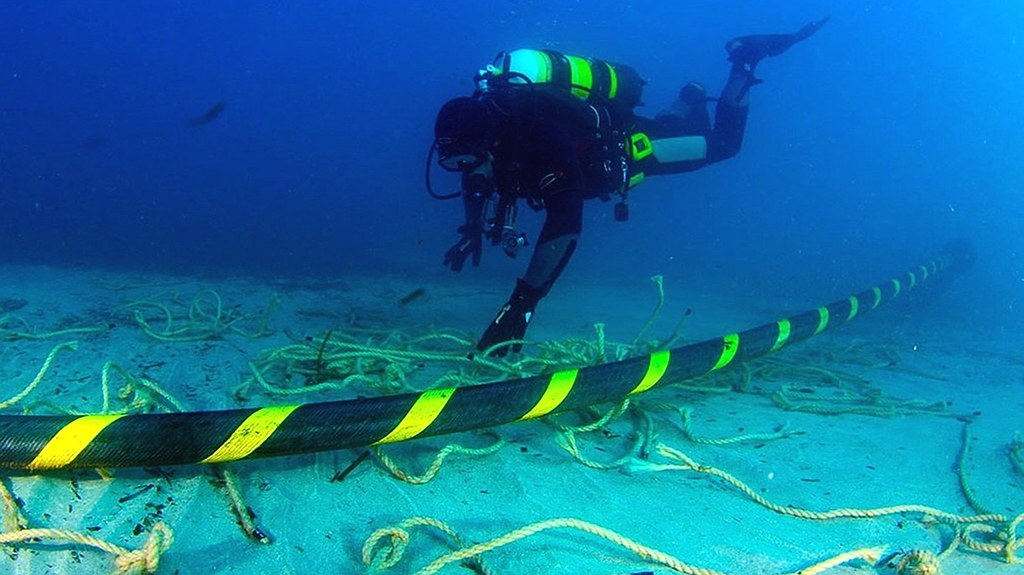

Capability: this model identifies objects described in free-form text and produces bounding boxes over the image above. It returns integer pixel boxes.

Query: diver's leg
[477,187,582,356]
[725,16,830,70]
[707,62,753,163]
[710,16,830,163]
[638,62,752,174]
[522,189,582,292]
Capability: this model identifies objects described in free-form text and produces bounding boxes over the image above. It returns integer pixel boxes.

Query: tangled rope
[373,434,507,484]
[645,444,1007,526]
[0,523,173,575]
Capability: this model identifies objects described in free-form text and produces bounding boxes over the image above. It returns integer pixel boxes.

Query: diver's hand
[726,15,830,68]
[443,224,483,272]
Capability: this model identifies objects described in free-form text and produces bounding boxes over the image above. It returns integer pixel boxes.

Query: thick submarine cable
[0,243,974,471]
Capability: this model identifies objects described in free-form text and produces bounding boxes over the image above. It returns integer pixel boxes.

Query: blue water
[1,1,1020,328]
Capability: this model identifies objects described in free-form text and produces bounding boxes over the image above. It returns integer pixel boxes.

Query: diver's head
[434,97,496,172]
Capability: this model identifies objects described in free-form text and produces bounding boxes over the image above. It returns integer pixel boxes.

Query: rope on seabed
[0,315,107,342]
[373,435,507,485]
[219,466,273,544]
[0,341,77,411]
[645,443,1007,525]
[892,549,942,575]
[361,515,886,575]
[956,422,994,516]
[237,274,687,402]
[636,443,1024,567]
[128,289,279,343]
[677,406,800,445]
[0,522,173,575]
[0,479,27,533]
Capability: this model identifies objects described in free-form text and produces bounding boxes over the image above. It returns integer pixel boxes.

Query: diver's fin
[725,15,830,69]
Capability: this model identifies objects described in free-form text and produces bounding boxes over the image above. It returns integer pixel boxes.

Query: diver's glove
[725,15,830,70]
[443,223,483,272]
[476,279,543,357]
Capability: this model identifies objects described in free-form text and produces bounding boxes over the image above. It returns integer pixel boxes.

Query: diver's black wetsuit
[458,65,752,355]
[438,17,829,356]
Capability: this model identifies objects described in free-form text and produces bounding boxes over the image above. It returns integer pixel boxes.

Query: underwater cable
[0,242,974,471]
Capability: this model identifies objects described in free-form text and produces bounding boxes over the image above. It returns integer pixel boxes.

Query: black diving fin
[725,15,831,70]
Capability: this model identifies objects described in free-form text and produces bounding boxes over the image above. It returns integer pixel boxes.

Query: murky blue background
[2,1,1020,328]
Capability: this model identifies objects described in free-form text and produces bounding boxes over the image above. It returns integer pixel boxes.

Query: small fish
[398,288,427,306]
[185,101,226,127]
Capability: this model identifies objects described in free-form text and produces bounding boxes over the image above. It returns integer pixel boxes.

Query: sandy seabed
[0,263,1021,575]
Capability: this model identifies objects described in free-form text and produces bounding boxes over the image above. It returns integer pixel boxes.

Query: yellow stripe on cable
[629,350,670,395]
[519,369,578,420]
[710,334,739,371]
[847,296,859,321]
[29,414,125,470]
[770,319,791,352]
[871,287,882,309]
[814,306,830,335]
[891,278,902,298]
[373,388,455,445]
[201,404,300,464]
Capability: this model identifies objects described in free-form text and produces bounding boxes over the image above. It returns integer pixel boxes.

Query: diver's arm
[460,170,491,228]
[442,169,493,272]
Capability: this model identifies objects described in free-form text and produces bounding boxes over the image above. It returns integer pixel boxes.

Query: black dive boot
[723,16,830,102]
[725,16,830,69]
[476,279,544,357]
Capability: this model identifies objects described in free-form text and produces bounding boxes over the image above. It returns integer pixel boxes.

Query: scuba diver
[431,17,829,357]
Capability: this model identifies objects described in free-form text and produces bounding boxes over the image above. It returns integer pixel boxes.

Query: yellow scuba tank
[477,49,645,110]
